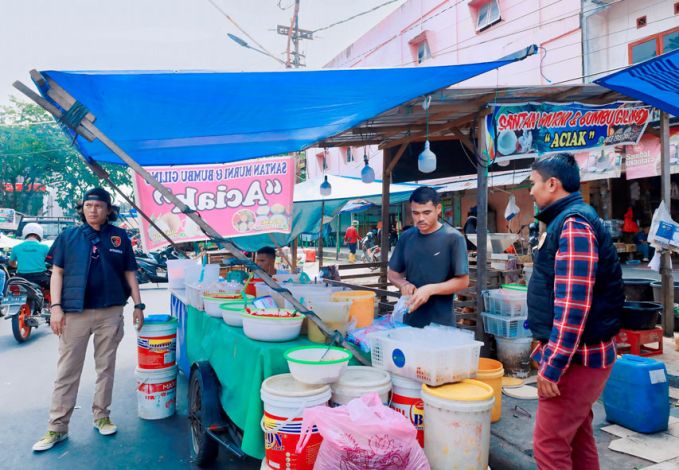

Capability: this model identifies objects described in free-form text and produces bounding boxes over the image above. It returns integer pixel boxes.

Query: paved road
[0,285,257,470]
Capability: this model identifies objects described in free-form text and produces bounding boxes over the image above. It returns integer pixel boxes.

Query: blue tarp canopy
[595,49,679,117]
[37,54,529,166]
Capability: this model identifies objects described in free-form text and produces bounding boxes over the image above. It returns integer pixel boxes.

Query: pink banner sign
[133,157,295,251]
[574,147,622,183]
[625,130,679,180]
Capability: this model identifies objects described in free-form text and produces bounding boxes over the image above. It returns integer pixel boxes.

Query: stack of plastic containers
[482,285,532,378]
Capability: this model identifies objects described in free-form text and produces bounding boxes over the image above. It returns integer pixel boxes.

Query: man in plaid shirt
[527,153,624,470]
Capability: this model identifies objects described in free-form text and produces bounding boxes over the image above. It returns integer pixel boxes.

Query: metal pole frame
[15,72,367,363]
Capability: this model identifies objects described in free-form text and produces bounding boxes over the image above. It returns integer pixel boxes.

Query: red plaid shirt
[531,216,617,384]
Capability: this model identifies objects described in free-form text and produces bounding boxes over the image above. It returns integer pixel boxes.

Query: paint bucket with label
[135,366,177,420]
[390,374,425,447]
[260,374,331,470]
[330,366,391,406]
[137,315,177,370]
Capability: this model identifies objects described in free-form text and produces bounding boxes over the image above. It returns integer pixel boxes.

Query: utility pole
[277,0,312,68]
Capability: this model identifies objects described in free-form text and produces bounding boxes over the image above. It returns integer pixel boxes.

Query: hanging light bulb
[319,175,332,196]
[361,153,375,183]
[418,95,437,173]
[418,141,437,173]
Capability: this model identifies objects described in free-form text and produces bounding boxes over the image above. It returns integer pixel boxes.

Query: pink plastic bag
[296,392,430,470]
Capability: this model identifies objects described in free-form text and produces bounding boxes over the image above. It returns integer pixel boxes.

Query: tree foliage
[0,98,131,215]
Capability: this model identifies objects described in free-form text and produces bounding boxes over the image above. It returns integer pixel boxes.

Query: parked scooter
[0,256,52,343]
[134,246,179,284]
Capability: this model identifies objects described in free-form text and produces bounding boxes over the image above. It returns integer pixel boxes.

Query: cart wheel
[189,362,220,467]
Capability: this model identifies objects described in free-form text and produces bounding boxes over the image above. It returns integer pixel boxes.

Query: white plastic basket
[481,312,532,338]
[368,326,482,386]
[482,288,527,317]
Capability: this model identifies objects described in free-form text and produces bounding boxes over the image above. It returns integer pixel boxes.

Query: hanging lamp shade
[361,155,375,183]
[319,175,332,196]
[418,141,437,173]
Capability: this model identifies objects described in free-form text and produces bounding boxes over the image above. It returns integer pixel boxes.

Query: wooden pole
[15,75,368,363]
[475,120,489,343]
[291,238,298,273]
[318,199,325,269]
[380,149,392,289]
[660,111,674,337]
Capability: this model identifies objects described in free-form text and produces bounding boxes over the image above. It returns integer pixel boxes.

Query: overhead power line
[312,0,402,33]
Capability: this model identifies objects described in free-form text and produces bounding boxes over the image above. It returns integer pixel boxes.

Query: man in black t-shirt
[388,187,469,327]
[33,188,144,452]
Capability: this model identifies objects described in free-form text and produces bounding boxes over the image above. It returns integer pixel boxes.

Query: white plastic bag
[649,201,679,250]
[392,296,410,323]
[504,194,520,221]
[296,393,430,470]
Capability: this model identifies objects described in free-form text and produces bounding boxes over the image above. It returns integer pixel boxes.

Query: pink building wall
[307,0,585,180]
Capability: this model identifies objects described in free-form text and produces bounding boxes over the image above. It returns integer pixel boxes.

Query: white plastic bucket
[167,259,197,289]
[390,374,425,447]
[135,366,177,420]
[422,379,495,470]
[496,337,533,378]
[137,315,177,370]
[330,366,391,407]
[201,264,221,284]
[260,374,331,470]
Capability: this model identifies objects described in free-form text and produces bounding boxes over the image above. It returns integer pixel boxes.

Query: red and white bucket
[135,366,177,420]
[260,374,331,470]
[136,315,177,370]
[390,373,425,447]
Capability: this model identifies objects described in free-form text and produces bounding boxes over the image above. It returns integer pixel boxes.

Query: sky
[0,0,406,104]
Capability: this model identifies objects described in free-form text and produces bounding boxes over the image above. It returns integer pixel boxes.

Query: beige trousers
[48,306,125,432]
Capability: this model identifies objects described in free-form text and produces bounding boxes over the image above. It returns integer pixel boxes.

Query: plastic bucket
[651,281,679,304]
[330,366,391,407]
[331,291,376,328]
[135,366,177,420]
[260,374,331,470]
[137,315,177,370]
[167,259,197,289]
[476,358,504,423]
[306,300,351,343]
[390,374,425,448]
[622,301,662,330]
[623,278,654,301]
[496,337,533,378]
[422,379,495,470]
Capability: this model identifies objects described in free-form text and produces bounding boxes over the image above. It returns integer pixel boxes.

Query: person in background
[255,246,278,276]
[387,186,469,327]
[9,223,50,289]
[33,187,144,452]
[344,220,359,263]
[527,153,624,470]
[634,226,653,262]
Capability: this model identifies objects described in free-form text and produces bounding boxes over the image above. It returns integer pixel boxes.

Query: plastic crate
[482,288,527,317]
[481,312,532,338]
[368,326,482,386]
[185,283,205,310]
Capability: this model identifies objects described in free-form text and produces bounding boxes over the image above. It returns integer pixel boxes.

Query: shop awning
[34,50,533,166]
[595,49,679,117]
[415,169,532,193]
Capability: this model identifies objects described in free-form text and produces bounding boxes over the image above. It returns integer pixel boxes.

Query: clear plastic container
[482,288,527,317]
[481,312,532,338]
[368,326,482,386]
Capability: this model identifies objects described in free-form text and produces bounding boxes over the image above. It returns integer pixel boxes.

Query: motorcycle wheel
[12,304,32,343]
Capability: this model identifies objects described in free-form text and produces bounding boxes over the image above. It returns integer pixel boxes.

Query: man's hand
[407,284,435,312]
[51,306,65,336]
[537,374,560,399]
[399,281,416,296]
[133,308,145,331]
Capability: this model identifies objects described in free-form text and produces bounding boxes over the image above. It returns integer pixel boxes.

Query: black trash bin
[621,301,662,330]
[623,278,654,301]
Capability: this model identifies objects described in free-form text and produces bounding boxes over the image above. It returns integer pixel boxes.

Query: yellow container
[476,358,504,423]
[330,291,375,328]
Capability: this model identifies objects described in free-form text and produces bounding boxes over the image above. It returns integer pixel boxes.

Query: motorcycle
[134,246,179,284]
[359,234,381,269]
[0,259,51,343]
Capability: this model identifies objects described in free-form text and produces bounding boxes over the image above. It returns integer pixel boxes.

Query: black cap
[83,187,112,206]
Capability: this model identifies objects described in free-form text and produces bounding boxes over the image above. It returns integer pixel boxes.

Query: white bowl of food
[284,346,352,385]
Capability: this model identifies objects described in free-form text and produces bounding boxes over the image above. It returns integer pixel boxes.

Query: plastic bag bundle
[392,296,410,324]
[296,393,430,470]
[504,193,520,221]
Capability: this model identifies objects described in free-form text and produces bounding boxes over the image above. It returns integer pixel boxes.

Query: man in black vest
[33,187,145,452]
[527,153,624,469]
